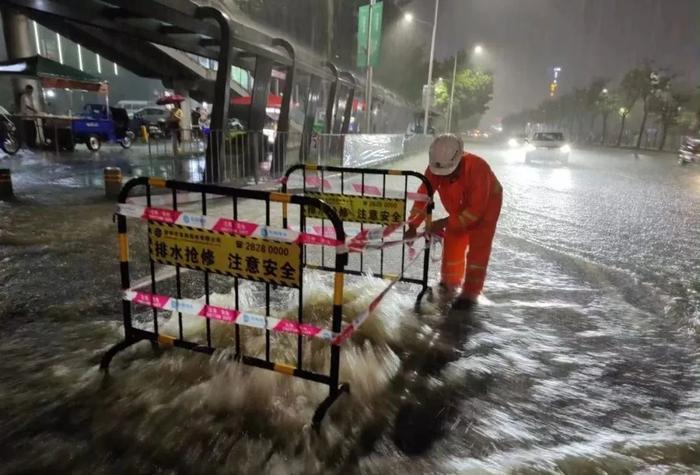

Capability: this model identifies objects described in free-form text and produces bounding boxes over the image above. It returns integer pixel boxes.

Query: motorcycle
[0,106,20,155]
[678,136,700,165]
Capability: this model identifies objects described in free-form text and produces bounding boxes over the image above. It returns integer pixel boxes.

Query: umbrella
[156,94,186,105]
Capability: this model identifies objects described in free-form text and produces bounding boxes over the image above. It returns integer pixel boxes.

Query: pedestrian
[19,84,38,148]
[191,106,201,139]
[168,103,183,154]
[405,134,503,309]
[199,107,210,136]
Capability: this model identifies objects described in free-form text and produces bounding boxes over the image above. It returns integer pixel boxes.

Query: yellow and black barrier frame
[282,164,435,305]
[101,176,349,430]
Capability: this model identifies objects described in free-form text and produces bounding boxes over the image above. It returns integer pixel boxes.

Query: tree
[650,91,689,150]
[583,78,608,140]
[571,87,589,141]
[595,91,620,145]
[615,68,646,147]
[434,66,493,132]
[618,63,674,149]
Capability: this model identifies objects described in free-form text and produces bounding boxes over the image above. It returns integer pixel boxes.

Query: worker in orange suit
[406,134,502,309]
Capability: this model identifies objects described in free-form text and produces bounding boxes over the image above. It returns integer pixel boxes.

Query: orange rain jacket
[409,153,502,232]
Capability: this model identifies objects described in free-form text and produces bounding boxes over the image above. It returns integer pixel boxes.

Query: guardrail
[102,176,349,429]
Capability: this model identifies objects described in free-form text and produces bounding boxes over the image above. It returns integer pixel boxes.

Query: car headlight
[508,138,518,148]
[560,144,571,153]
[525,143,536,152]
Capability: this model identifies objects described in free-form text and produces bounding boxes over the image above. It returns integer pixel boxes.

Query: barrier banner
[149,222,301,288]
[304,192,405,225]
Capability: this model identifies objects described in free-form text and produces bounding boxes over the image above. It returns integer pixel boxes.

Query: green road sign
[356,2,383,68]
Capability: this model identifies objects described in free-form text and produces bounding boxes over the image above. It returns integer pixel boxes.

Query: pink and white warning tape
[123,289,336,341]
[280,174,431,202]
[116,203,430,255]
[116,203,342,249]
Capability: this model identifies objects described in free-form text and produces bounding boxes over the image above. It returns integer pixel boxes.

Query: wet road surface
[1,143,699,473]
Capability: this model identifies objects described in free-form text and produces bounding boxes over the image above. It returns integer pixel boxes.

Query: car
[71,104,134,151]
[116,100,149,119]
[507,133,528,148]
[525,132,571,163]
[133,106,169,129]
[678,136,700,165]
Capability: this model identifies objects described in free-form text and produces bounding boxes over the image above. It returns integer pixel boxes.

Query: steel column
[1,8,41,112]
[248,57,273,179]
[339,72,356,135]
[196,6,233,183]
[272,39,295,175]
[249,58,273,132]
[324,62,339,134]
[300,75,321,163]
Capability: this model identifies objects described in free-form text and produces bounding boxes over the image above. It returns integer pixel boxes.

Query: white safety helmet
[429,134,463,176]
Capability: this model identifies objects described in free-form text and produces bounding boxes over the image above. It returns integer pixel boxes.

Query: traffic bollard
[104,167,122,199]
[0,169,13,200]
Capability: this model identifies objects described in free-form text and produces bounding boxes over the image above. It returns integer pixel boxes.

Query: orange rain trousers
[441,192,501,296]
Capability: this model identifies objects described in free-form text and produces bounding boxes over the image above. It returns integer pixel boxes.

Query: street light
[447,43,486,132]
[602,88,609,95]
[403,3,440,135]
[422,0,440,135]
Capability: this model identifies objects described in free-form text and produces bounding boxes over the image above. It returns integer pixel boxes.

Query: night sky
[408,0,700,125]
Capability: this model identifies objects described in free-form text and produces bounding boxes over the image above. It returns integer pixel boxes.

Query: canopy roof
[0,55,104,91]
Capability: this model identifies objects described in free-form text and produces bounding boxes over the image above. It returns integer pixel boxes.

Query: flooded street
[1,144,700,474]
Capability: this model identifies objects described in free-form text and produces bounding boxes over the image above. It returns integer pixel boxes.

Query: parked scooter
[0,106,20,155]
[678,136,700,165]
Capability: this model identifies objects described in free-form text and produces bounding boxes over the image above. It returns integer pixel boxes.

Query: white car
[525,132,571,164]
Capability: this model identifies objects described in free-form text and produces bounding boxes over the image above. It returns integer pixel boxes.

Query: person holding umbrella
[156,94,186,154]
[168,103,183,153]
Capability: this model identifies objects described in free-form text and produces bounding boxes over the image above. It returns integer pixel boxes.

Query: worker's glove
[427,217,448,235]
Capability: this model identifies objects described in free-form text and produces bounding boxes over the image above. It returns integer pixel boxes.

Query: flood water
[1,144,699,474]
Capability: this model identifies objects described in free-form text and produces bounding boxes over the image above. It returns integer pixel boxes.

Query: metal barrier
[146,127,206,159]
[303,133,344,166]
[302,133,424,169]
[146,130,302,186]
[101,176,349,428]
[282,164,435,305]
